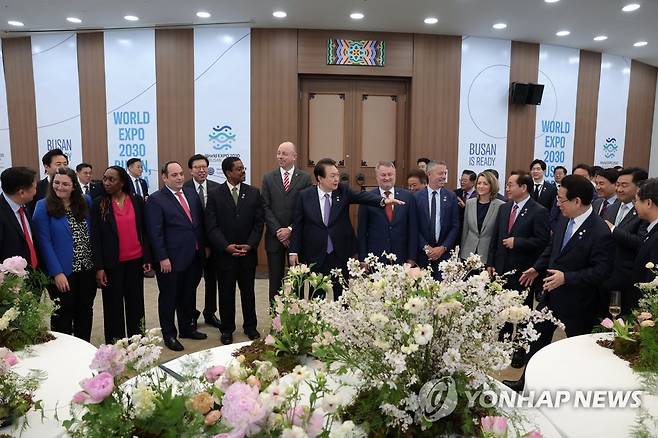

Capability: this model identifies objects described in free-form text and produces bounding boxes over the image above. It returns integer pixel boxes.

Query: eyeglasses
[192,165,208,170]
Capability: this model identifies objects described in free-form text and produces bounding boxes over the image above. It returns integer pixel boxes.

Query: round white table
[525,333,658,437]
[0,332,97,437]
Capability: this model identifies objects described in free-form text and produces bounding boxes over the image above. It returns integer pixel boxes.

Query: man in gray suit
[184,154,222,329]
[592,168,619,220]
[261,142,312,303]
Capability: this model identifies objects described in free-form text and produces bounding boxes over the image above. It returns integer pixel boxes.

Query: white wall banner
[194,26,250,184]
[533,45,580,180]
[0,46,12,173]
[104,29,158,191]
[594,53,631,168]
[32,33,82,170]
[457,36,511,185]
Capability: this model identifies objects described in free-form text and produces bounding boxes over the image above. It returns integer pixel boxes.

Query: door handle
[356,173,366,187]
[340,172,350,183]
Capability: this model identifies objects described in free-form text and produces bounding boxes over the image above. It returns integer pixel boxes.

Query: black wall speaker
[527,83,544,105]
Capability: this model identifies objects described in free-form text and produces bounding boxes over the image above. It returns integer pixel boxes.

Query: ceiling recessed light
[424,17,438,25]
[123,15,139,21]
[493,23,507,30]
[272,10,287,18]
[196,11,211,18]
[7,20,24,27]
[66,17,82,24]
[545,0,560,3]
[634,41,648,47]
[350,12,365,20]
[593,35,608,41]
[556,30,570,37]
[622,3,641,12]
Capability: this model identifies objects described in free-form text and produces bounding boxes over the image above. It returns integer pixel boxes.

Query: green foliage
[0,369,44,432]
[636,326,658,373]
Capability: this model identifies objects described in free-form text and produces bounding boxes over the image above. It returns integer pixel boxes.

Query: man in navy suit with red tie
[0,167,39,268]
[145,161,207,351]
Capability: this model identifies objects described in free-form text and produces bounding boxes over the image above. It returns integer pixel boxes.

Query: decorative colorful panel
[327,39,385,66]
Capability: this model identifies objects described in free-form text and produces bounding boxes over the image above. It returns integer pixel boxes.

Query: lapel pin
[241,193,246,199]
[336,197,340,202]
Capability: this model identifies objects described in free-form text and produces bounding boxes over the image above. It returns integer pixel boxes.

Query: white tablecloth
[525,333,658,438]
[0,332,97,437]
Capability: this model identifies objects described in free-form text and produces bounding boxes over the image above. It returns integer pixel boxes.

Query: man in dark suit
[127,158,149,199]
[357,161,417,264]
[633,177,658,286]
[454,169,477,205]
[599,167,648,314]
[27,148,68,215]
[184,154,222,329]
[205,157,264,345]
[529,159,557,210]
[592,168,620,219]
[0,167,39,268]
[289,158,402,299]
[505,175,614,391]
[415,161,460,280]
[145,161,207,351]
[261,141,312,303]
[75,163,104,200]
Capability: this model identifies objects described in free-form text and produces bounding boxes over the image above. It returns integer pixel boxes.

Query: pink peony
[205,365,226,383]
[72,391,89,404]
[1,256,28,276]
[220,382,268,437]
[272,315,282,332]
[90,344,126,376]
[80,372,114,404]
[2,353,18,367]
[601,318,614,329]
[523,432,543,438]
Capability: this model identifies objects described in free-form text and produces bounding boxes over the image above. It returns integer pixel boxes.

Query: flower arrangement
[0,347,44,431]
[0,256,54,351]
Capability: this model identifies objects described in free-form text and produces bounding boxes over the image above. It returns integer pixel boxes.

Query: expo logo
[209,125,236,151]
[603,137,618,159]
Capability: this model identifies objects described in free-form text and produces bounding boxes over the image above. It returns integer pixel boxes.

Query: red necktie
[283,171,290,192]
[600,200,608,216]
[384,190,394,222]
[18,207,38,268]
[507,204,518,234]
[175,191,193,222]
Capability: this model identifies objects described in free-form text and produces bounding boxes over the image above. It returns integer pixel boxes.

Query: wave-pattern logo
[209,125,236,151]
[419,376,458,421]
[603,137,618,159]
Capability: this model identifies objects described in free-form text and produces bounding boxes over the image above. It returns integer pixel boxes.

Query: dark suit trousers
[202,255,219,315]
[48,269,96,342]
[525,311,594,366]
[101,258,145,344]
[499,272,535,340]
[217,258,258,334]
[156,254,202,338]
[267,248,287,304]
[312,252,346,300]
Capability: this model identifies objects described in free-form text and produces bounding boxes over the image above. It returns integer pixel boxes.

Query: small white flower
[413,324,433,345]
[291,365,310,382]
[281,425,308,438]
[646,262,655,269]
[321,393,342,413]
[403,297,424,315]
[369,313,389,327]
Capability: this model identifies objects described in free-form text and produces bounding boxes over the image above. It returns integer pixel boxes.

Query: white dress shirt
[280,166,295,184]
[567,206,593,239]
[647,218,658,234]
[193,179,208,205]
[514,195,531,212]
[3,194,32,240]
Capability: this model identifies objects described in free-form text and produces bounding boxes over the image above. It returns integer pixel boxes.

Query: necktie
[507,204,518,233]
[175,191,193,222]
[561,219,575,250]
[135,179,143,197]
[323,193,333,253]
[615,204,629,226]
[18,207,38,268]
[600,200,609,216]
[283,171,290,192]
[534,184,542,198]
[430,191,438,245]
[384,190,394,222]
[231,186,239,206]
[198,184,205,209]
[84,185,89,195]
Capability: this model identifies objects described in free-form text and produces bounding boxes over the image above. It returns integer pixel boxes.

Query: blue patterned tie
[324,194,333,254]
[561,219,575,250]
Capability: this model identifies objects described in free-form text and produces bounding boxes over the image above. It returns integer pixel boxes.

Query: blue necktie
[561,219,575,250]
[323,194,333,254]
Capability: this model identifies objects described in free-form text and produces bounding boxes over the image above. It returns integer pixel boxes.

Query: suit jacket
[91,194,151,271]
[534,212,614,319]
[357,187,418,263]
[592,197,620,222]
[414,187,460,266]
[454,188,477,203]
[602,205,647,291]
[0,194,36,263]
[130,177,149,198]
[145,186,204,272]
[531,181,557,210]
[632,225,658,284]
[459,197,505,265]
[32,196,93,277]
[83,181,105,200]
[183,178,220,208]
[261,168,312,253]
[205,182,264,269]
[290,183,383,267]
[26,177,49,216]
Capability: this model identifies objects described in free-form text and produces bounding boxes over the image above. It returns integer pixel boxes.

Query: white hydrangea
[132,384,156,419]
[0,307,19,331]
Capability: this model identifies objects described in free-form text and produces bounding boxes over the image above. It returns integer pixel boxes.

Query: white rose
[646,262,655,269]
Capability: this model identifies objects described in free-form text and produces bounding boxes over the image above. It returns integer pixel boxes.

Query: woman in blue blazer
[33,167,95,341]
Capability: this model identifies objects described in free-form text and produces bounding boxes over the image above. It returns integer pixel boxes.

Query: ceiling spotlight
[634,41,648,47]
[350,12,365,20]
[272,10,287,18]
[124,15,139,21]
[593,35,608,41]
[556,30,570,37]
[622,3,641,12]
[7,20,24,27]
[196,11,211,18]
[66,17,82,24]
[493,23,507,30]
[545,0,560,3]
[424,17,438,25]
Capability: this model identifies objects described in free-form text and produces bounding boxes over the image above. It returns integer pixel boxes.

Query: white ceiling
[2,0,658,66]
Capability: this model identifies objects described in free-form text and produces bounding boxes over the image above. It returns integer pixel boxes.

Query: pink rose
[205,365,226,383]
[601,318,614,329]
[409,267,422,280]
[81,372,114,404]
[205,410,222,425]
[264,335,276,346]
[272,315,282,332]
[306,410,324,438]
[72,391,89,404]
[492,416,508,436]
[1,256,28,276]
[2,353,18,367]
[638,312,653,322]
[481,416,494,432]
